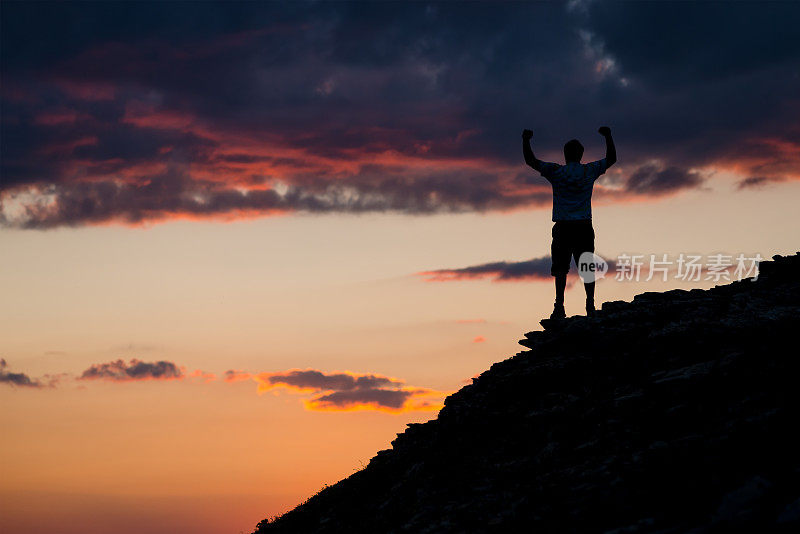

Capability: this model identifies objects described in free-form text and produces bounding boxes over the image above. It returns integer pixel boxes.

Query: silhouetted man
[522,127,616,319]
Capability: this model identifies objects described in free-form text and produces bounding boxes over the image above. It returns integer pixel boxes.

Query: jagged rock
[253,252,800,534]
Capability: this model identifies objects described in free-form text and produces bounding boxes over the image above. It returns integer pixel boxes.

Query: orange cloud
[223,369,254,383]
[473,336,486,343]
[189,369,217,383]
[253,368,448,413]
[303,387,444,413]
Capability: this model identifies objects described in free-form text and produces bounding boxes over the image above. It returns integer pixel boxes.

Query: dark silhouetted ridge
[253,253,800,534]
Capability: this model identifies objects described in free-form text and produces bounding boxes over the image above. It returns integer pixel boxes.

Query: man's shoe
[550,303,566,320]
[586,301,596,318]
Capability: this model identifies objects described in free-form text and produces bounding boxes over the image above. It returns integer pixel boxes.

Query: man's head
[564,139,584,163]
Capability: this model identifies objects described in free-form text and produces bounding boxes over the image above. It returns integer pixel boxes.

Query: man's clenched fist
[598,126,611,137]
[522,129,533,140]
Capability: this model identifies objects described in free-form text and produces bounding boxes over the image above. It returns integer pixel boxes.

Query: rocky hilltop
[253,253,800,533]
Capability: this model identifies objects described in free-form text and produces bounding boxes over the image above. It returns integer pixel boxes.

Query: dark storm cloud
[575,3,800,167]
[2,1,798,228]
[582,3,800,88]
[1,165,553,229]
[624,163,704,196]
[78,358,183,382]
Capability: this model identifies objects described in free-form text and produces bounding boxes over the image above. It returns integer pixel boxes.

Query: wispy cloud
[417,256,554,282]
[418,254,641,284]
[109,342,160,353]
[737,176,787,190]
[223,369,254,383]
[188,369,216,383]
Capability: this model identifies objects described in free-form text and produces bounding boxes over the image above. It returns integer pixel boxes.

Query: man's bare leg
[551,274,567,319]
[555,275,567,305]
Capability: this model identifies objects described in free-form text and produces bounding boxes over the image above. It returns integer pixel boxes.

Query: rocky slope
[253,253,800,533]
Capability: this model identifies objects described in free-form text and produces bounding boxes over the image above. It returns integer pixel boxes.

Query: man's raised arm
[522,129,543,172]
[598,126,616,167]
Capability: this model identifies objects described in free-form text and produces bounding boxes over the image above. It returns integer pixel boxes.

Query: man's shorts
[550,219,595,277]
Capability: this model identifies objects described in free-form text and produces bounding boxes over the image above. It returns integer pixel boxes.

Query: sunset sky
[2,2,799,533]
